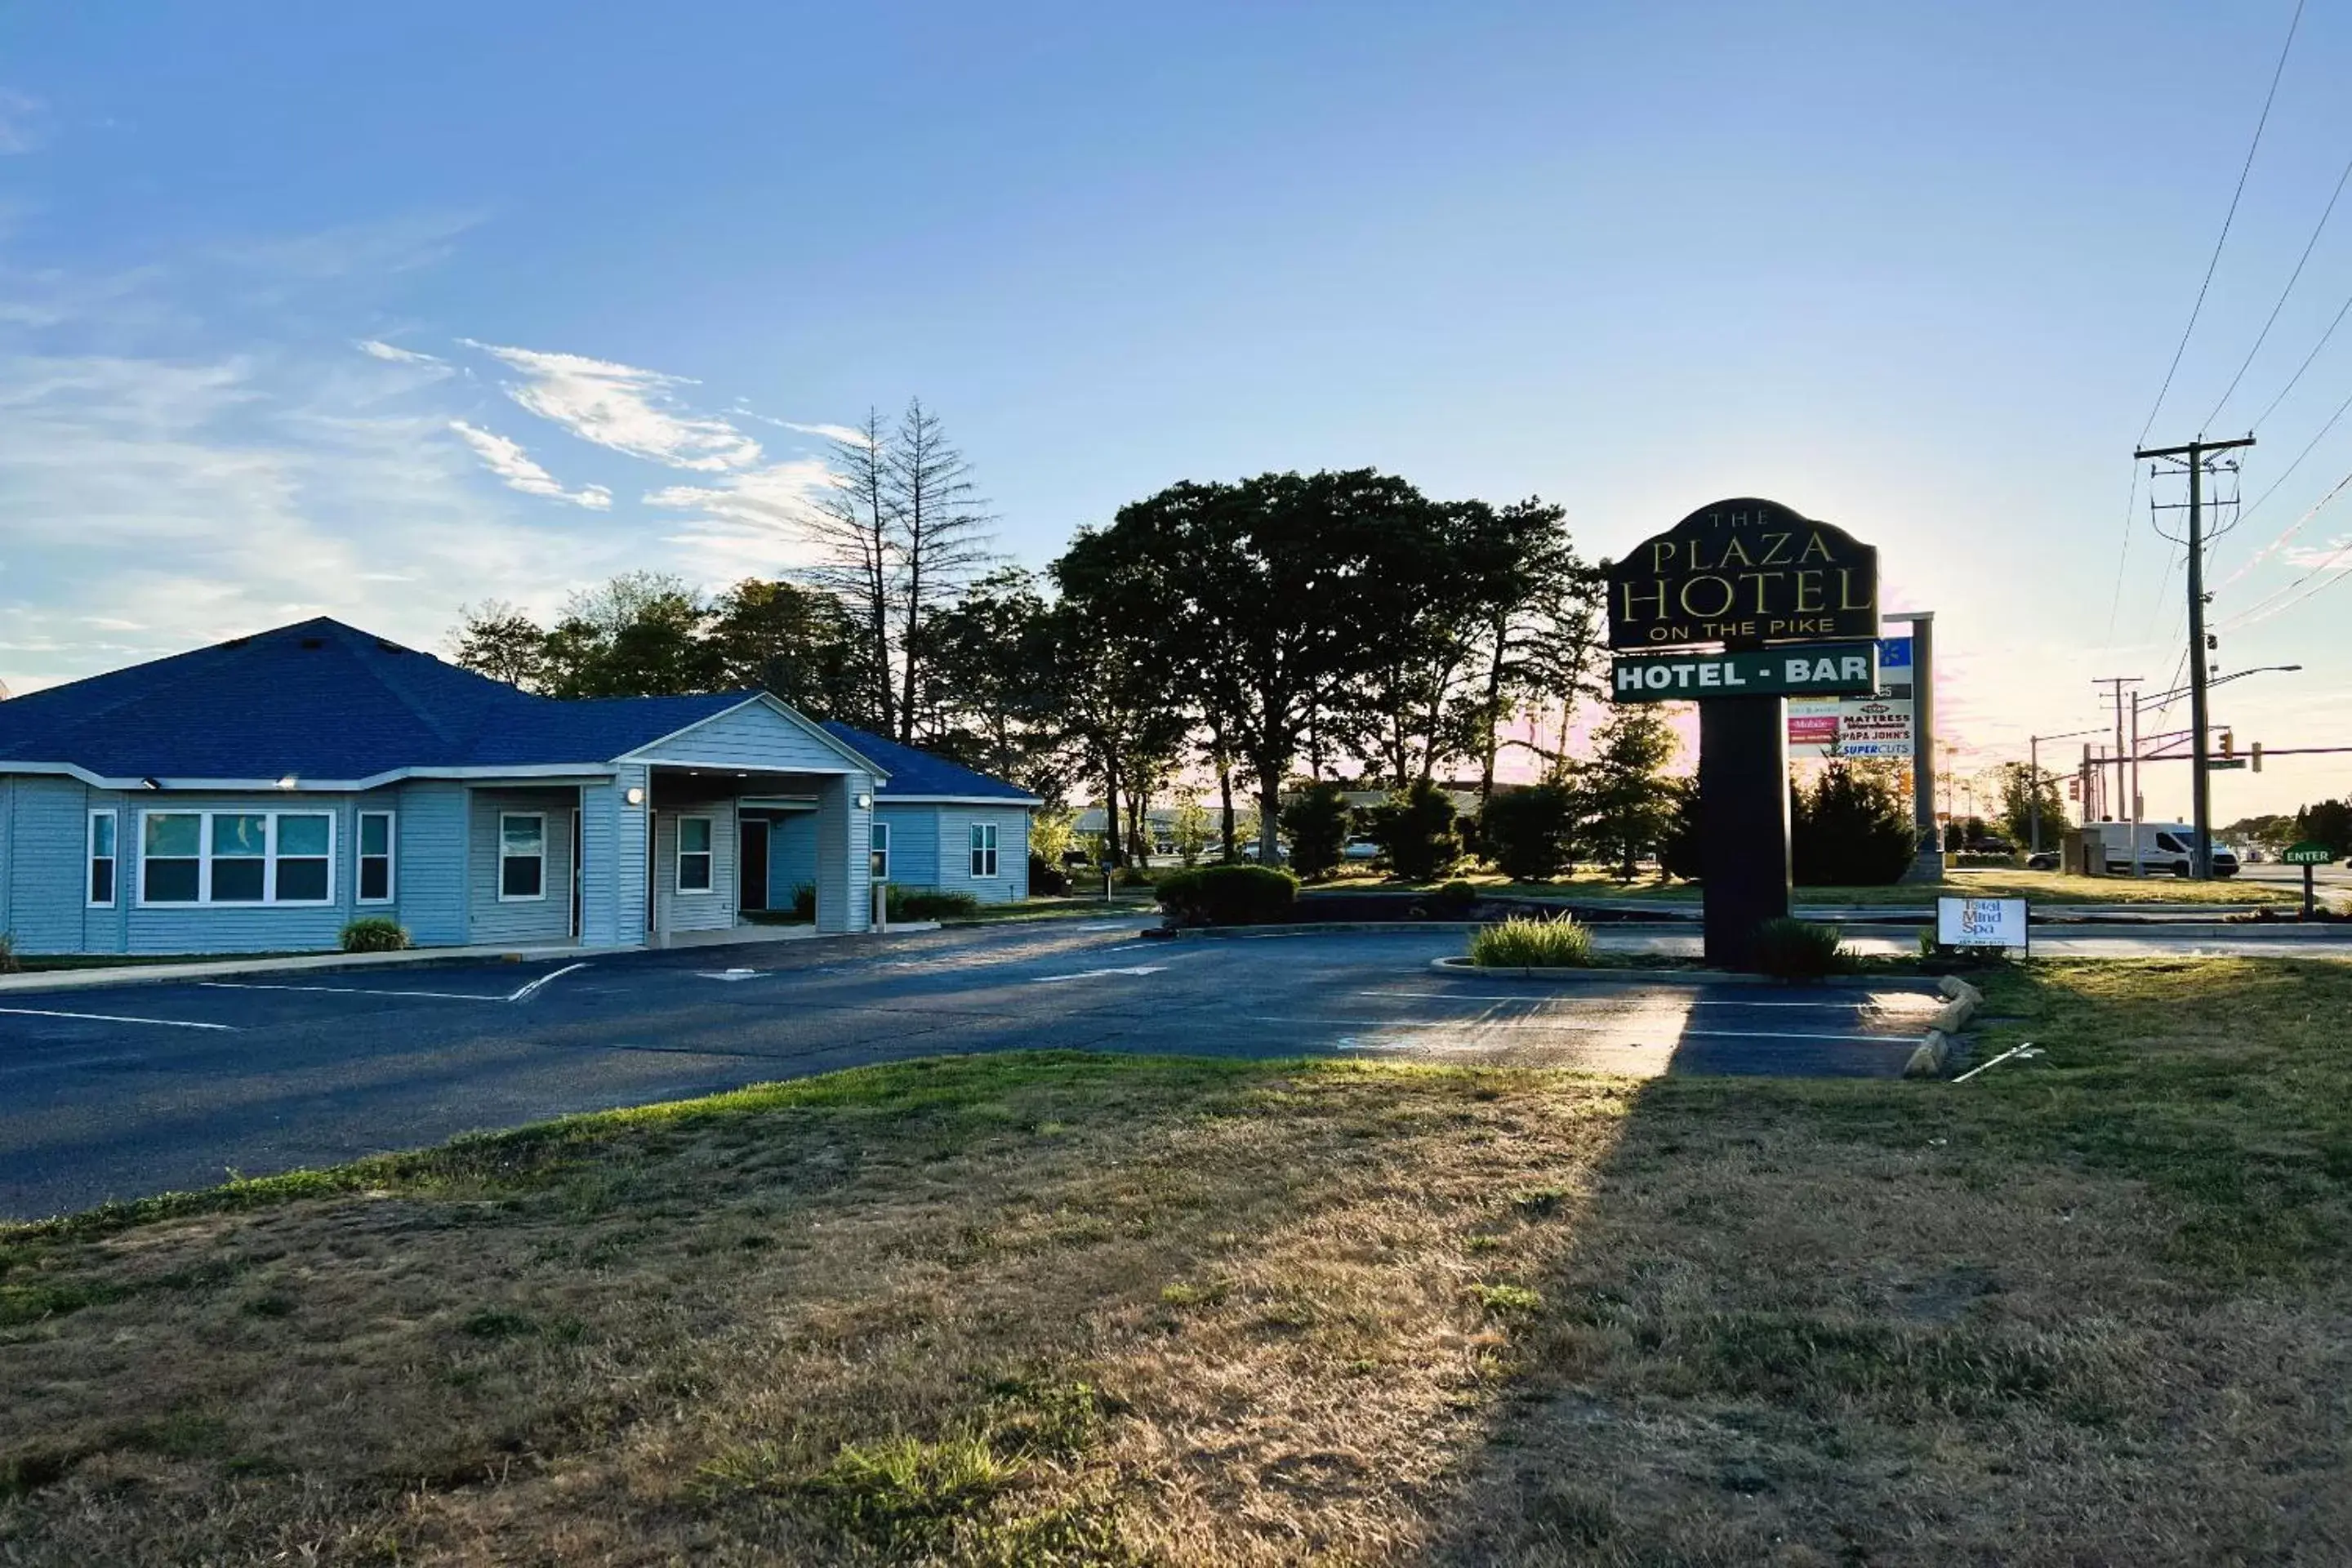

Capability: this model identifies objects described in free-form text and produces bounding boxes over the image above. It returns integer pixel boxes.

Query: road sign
[2207,758,2247,771]
[2283,842,2337,865]
[1937,896,2029,955]
[1610,642,1881,703]
[1606,497,1879,650]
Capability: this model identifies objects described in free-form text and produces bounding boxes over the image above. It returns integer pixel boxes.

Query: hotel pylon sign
[1605,498,1882,966]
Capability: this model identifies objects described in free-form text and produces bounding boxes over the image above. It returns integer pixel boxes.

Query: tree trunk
[1257,768,1282,863]
[1217,753,1236,863]
[1102,750,1123,870]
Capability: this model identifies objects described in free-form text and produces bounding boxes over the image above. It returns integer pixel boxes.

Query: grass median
[1351,867,2307,907]
[1,959,2344,1564]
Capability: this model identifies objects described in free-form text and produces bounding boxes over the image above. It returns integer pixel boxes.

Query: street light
[2133,665,2302,878]
[2025,726,2104,856]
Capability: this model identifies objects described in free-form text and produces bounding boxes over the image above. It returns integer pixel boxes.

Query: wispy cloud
[0,90,47,155]
[448,420,612,510]
[785,420,870,445]
[465,341,764,472]
[356,338,444,366]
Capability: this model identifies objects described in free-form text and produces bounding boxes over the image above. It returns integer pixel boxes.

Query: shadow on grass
[1413,956,2352,1565]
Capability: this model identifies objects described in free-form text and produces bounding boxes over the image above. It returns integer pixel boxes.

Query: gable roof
[822,722,1040,804]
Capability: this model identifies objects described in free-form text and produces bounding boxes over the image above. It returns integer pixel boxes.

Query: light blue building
[0,618,1036,956]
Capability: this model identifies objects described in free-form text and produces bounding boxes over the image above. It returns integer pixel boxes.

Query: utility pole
[2135,435,2254,878]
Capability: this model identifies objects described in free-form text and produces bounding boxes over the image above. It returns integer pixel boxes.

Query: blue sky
[2,1,2348,813]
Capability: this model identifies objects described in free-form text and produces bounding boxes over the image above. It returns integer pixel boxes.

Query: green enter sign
[1612,641,1880,703]
[2283,842,2338,866]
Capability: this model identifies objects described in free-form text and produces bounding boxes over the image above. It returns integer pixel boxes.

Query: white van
[2083,822,2239,879]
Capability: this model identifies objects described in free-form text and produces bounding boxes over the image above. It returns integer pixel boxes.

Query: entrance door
[739,817,771,912]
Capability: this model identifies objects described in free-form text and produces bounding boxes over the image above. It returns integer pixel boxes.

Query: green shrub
[1156,864,1298,927]
[1028,852,1071,897]
[1751,917,1847,979]
[1468,915,1593,968]
[887,888,982,920]
[338,916,410,953]
[1478,783,1576,881]
[1794,763,1918,884]
[1367,779,1463,882]
[1279,782,1351,880]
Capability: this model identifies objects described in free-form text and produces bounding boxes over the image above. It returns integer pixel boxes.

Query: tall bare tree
[888,398,994,742]
[803,408,900,735]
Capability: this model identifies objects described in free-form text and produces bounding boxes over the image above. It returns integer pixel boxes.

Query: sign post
[1606,497,1880,967]
[2282,841,2336,918]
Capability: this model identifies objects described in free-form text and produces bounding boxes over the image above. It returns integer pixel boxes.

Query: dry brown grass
[2,958,2347,1565]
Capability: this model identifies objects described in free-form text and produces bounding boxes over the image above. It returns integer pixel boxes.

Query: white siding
[651,805,737,936]
[814,773,874,933]
[929,805,1032,904]
[394,781,470,947]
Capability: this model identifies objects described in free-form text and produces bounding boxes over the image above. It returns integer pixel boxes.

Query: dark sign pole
[1605,498,1881,969]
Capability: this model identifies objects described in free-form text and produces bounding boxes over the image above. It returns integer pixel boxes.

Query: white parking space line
[508,962,590,1003]
[202,982,507,1002]
[0,1005,233,1031]
[1031,965,1169,983]
[1252,1016,1913,1044]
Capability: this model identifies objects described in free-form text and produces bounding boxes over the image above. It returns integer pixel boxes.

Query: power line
[2134,0,2305,448]
[2204,141,2352,431]
[2214,385,2352,580]
[2248,285,2352,430]
[2216,461,2352,622]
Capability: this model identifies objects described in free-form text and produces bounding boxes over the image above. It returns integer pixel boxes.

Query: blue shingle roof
[821,722,1039,803]
[0,618,750,781]
[0,617,1031,801]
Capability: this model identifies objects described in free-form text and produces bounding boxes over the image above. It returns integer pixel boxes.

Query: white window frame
[969,821,1000,879]
[870,821,891,880]
[133,808,337,908]
[498,812,548,902]
[357,810,397,905]
[87,808,118,908]
[675,813,715,895]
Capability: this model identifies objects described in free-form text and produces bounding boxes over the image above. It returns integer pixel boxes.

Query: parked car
[1963,835,2016,855]
[1240,840,1287,864]
[2025,850,2060,871]
[1341,836,1382,862]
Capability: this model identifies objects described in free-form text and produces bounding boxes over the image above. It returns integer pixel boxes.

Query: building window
[136,809,336,906]
[88,810,117,907]
[870,821,890,880]
[142,813,202,902]
[275,813,332,902]
[969,821,1000,879]
[358,811,395,902]
[500,813,546,900]
[677,815,714,893]
[212,813,269,902]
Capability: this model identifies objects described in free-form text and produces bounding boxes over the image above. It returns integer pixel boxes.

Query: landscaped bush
[1468,915,1593,968]
[339,916,411,953]
[1426,880,1480,918]
[888,887,983,920]
[1751,917,1847,980]
[1279,783,1351,880]
[1366,779,1463,883]
[1156,864,1298,928]
[1028,852,1071,897]
[1793,764,1916,884]
[1477,783,1576,882]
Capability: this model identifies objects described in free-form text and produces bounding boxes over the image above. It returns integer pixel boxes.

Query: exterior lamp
[624,786,646,806]
[276,775,298,790]
[854,791,873,811]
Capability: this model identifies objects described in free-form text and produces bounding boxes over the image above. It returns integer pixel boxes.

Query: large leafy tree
[706,578,874,724]
[910,568,1062,796]
[1058,470,1462,862]
[1993,762,2069,853]
[536,572,723,698]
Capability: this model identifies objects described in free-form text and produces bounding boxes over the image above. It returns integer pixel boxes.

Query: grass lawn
[1396,867,2305,908]
[938,892,1160,924]
[2,960,2345,1564]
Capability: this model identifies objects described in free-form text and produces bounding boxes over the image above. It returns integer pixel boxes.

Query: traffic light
[2221,728,2234,760]
[2066,777,2080,801]
[2252,742,2263,773]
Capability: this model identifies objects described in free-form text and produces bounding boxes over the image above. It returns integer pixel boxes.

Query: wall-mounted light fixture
[625,786,646,807]
[853,791,873,811]
[140,777,162,790]
[275,775,298,790]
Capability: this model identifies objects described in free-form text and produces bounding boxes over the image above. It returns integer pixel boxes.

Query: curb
[1906,978,1982,1076]
[1423,956,1937,991]
[1148,922,1488,940]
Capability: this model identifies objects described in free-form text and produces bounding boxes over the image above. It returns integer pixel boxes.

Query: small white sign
[1937,897,2029,952]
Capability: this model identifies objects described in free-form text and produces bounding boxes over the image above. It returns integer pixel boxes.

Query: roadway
[0,920,1944,1223]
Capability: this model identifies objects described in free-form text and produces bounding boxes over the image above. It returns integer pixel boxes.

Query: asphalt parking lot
[0,920,1944,1221]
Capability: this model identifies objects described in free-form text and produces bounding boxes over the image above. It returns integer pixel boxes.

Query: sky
[0,0,2348,819]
